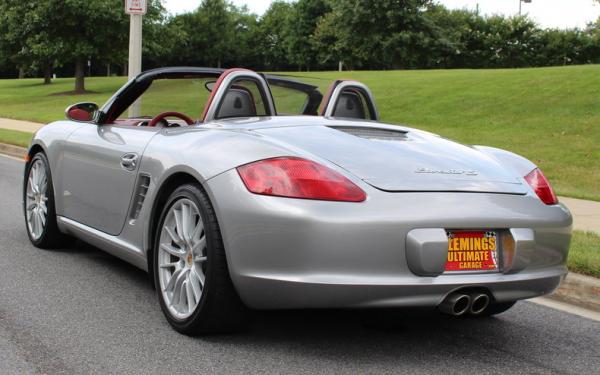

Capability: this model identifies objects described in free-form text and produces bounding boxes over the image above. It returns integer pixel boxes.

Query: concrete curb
[0,141,598,315]
[0,142,27,159]
[549,273,600,313]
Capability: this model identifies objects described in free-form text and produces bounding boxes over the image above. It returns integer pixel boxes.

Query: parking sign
[125,0,147,15]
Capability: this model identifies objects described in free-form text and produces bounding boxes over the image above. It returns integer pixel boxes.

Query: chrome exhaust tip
[439,293,471,316]
[469,293,490,315]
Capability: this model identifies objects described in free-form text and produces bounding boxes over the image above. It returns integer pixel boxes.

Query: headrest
[216,88,257,119]
[332,91,366,119]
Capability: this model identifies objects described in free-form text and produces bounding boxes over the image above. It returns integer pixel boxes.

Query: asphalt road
[1,155,599,375]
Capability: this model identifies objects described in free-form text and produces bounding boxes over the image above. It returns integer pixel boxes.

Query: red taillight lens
[524,168,558,205]
[237,157,366,202]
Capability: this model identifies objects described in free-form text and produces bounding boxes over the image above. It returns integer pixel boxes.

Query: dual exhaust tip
[438,292,490,316]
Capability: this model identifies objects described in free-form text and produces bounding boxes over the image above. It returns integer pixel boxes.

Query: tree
[165,12,204,66]
[2,0,599,77]
[48,0,130,92]
[285,0,330,71]
[0,1,24,77]
[140,0,176,70]
[584,20,600,64]
[424,6,480,68]
[0,0,169,84]
[0,0,61,83]
[314,0,449,69]
[165,0,240,68]
[0,0,134,92]
[312,7,343,69]
[257,1,294,70]
[228,6,262,68]
[199,0,235,68]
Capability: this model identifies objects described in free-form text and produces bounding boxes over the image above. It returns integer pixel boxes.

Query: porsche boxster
[23,67,572,334]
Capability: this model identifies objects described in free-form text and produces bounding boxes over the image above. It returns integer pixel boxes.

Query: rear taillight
[524,168,558,205]
[237,157,366,202]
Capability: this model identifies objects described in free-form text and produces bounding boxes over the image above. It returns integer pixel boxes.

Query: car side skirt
[57,216,148,271]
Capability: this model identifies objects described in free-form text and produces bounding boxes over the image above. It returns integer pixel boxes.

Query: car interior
[95,68,377,128]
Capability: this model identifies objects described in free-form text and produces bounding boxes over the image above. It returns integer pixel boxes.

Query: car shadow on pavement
[246,307,508,338]
[53,239,576,373]
[62,239,152,288]
[201,308,533,371]
[67,238,514,340]
[13,227,590,375]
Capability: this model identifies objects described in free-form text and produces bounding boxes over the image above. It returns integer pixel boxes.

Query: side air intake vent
[129,174,151,221]
[330,126,409,141]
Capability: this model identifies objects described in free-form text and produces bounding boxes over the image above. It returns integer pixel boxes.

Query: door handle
[121,153,138,171]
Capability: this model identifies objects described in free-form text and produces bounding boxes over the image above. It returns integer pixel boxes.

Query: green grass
[0,77,127,123]
[0,65,599,200]
[569,231,600,278]
[0,128,33,148]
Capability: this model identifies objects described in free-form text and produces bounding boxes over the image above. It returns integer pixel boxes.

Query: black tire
[153,183,247,335]
[23,152,71,249]
[482,301,517,316]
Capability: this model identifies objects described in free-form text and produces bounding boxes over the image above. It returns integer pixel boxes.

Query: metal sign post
[126,0,147,117]
[519,0,532,15]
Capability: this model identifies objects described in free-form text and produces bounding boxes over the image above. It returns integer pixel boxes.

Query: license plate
[445,231,499,272]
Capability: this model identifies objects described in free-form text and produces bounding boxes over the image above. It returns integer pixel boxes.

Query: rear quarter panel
[137,126,300,254]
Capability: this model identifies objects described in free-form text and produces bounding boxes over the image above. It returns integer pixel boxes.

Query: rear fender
[138,127,299,257]
[474,146,537,178]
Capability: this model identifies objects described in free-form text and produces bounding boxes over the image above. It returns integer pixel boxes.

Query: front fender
[27,121,82,215]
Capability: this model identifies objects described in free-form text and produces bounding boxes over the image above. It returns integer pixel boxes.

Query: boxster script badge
[415,167,479,176]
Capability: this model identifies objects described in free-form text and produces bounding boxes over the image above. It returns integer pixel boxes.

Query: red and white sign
[125,0,147,15]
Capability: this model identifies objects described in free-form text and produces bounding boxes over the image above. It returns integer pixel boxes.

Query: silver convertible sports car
[23,67,572,335]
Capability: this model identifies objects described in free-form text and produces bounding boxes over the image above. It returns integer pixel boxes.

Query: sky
[162,0,600,29]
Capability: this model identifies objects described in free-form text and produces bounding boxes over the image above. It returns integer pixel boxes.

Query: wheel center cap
[186,252,193,266]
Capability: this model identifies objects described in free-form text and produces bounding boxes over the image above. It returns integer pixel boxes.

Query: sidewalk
[560,197,600,234]
[0,118,44,133]
[0,117,599,234]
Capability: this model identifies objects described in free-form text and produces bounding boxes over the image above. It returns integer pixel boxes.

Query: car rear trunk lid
[255,125,528,195]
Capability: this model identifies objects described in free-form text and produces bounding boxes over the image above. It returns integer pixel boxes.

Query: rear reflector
[524,168,558,205]
[237,157,366,202]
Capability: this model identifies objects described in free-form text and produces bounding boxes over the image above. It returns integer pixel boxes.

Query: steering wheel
[148,111,195,127]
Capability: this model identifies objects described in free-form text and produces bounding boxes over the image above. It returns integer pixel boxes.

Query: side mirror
[65,102,99,122]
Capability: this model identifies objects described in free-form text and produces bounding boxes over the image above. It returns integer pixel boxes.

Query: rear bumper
[205,170,572,309]
[234,267,566,309]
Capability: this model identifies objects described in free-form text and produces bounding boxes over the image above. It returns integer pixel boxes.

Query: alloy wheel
[25,159,49,240]
[157,198,207,319]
